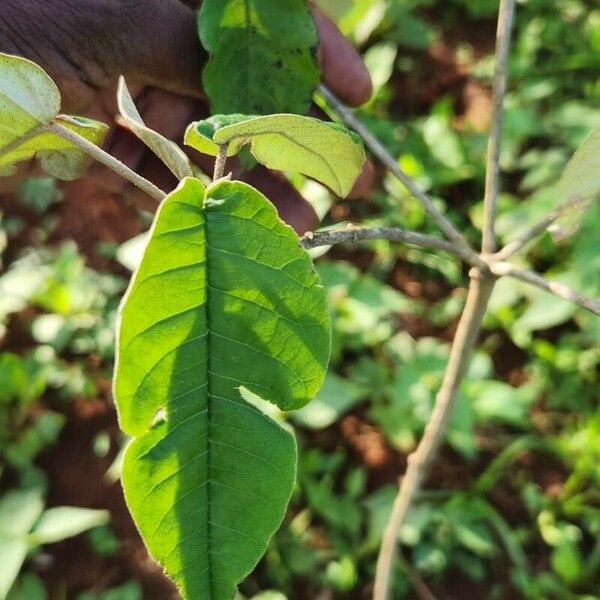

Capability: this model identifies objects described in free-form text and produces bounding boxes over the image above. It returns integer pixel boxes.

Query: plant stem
[494,196,588,260]
[481,0,516,254]
[45,120,165,202]
[490,262,600,315]
[318,84,478,261]
[398,551,438,600]
[300,225,486,268]
[373,3,515,597]
[373,270,496,600]
[213,144,228,180]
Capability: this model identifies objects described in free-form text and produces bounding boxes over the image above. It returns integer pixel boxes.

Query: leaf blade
[117,78,193,180]
[115,177,330,599]
[186,114,365,197]
[0,53,108,180]
[199,0,319,114]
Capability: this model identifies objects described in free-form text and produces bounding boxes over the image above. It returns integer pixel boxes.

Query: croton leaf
[198,0,319,114]
[114,177,331,599]
[0,53,108,180]
[185,114,365,197]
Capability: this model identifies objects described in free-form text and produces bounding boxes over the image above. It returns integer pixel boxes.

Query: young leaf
[199,0,319,114]
[186,114,365,197]
[0,53,108,180]
[0,488,44,539]
[551,125,600,242]
[184,114,254,158]
[0,539,28,600]
[117,78,193,180]
[114,177,330,599]
[0,488,44,599]
[31,507,109,545]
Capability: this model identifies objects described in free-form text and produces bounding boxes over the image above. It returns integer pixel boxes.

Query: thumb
[0,0,205,100]
[114,0,206,97]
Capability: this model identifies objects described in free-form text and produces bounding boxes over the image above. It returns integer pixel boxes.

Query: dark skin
[0,0,373,233]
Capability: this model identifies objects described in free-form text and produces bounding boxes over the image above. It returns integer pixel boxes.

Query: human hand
[0,0,373,234]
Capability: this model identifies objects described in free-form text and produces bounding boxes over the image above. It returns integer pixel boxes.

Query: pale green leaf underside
[0,489,44,599]
[0,540,27,600]
[199,0,319,114]
[0,53,60,131]
[552,124,600,241]
[114,177,330,600]
[117,77,193,180]
[0,115,108,180]
[185,114,365,197]
[0,53,108,180]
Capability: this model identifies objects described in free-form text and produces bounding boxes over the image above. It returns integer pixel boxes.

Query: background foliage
[0,0,599,598]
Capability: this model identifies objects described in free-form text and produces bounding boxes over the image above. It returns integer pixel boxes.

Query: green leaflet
[117,77,193,180]
[199,0,319,114]
[551,125,600,242]
[0,489,108,599]
[0,53,108,180]
[114,177,331,599]
[185,114,254,158]
[185,114,365,197]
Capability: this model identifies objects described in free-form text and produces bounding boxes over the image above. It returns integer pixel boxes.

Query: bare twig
[494,196,588,260]
[46,120,165,202]
[300,225,486,267]
[373,271,496,600]
[372,3,516,598]
[301,225,600,317]
[482,0,516,254]
[490,262,600,315]
[398,551,438,600]
[213,144,228,180]
[318,84,479,262]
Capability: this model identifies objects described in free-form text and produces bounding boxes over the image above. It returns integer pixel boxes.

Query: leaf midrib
[204,198,215,599]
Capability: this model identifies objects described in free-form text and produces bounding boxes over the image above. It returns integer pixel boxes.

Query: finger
[347,160,375,200]
[310,4,373,107]
[120,0,206,98]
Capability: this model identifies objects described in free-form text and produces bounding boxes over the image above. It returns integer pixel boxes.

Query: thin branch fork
[490,262,600,315]
[494,195,589,261]
[318,84,481,265]
[301,225,600,316]
[367,1,518,598]
[300,225,486,268]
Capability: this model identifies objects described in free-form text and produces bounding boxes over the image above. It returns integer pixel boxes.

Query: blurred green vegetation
[1,0,600,598]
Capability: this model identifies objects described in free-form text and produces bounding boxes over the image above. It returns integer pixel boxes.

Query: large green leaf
[114,177,330,599]
[0,53,108,180]
[199,0,319,114]
[551,124,600,241]
[185,114,365,197]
